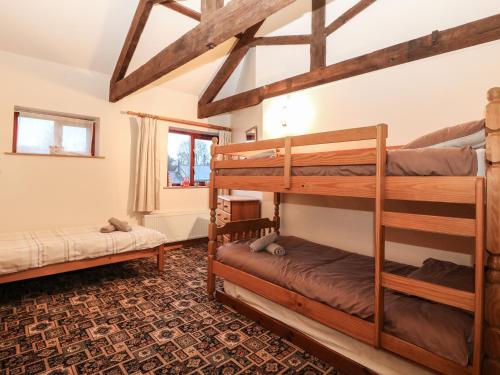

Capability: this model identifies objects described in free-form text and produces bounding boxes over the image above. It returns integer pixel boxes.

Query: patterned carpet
[0,245,337,375]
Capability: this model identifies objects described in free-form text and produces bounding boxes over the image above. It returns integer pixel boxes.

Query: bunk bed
[206,88,500,375]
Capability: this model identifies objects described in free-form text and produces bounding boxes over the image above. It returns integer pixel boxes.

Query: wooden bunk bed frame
[206,87,500,375]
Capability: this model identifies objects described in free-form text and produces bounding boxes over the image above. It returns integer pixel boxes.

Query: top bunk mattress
[216,236,474,366]
[218,147,484,177]
[0,225,167,275]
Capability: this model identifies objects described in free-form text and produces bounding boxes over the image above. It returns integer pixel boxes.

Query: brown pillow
[387,147,477,176]
[408,258,475,293]
[402,119,485,149]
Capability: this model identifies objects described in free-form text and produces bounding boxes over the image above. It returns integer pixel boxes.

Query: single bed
[216,236,474,367]
[0,225,167,283]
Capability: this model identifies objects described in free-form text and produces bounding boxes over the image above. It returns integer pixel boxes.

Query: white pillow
[245,150,276,160]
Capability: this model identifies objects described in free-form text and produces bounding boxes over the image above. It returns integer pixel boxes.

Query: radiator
[143,210,209,243]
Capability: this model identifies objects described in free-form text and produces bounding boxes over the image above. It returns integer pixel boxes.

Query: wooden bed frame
[207,87,500,375]
[0,245,165,285]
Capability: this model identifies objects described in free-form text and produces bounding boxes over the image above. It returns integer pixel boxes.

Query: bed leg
[374,124,388,348]
[208,253,215,299]
[208,138,218,299]
[274,192,281,235]
[484,87,500,374]
[157,245,164,275]
[208,220,217,299]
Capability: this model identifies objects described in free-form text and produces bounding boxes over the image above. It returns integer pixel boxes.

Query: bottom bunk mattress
[216,236,473,366]
[0,225,167,275]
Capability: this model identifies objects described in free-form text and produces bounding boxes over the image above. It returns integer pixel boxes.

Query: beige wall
[0,50,212,232]
[260,41,500,267]
[225,49,268,203]
[228,1,500,266]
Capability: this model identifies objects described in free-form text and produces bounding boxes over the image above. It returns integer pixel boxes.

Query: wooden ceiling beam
[160,1,201,22]
[311,0,326,70]
[251,35,312,46]
[110,0,295,102]
[325,0,376,36]
[198,13,500,118]
[111,0,154,83]
[201,0,224,21]
[199,21,264,105]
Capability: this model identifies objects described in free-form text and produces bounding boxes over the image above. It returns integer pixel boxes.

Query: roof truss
[111,0,154,84]
[198,6,500,118]
[251,35,311,46]
[199,21,264,106]
[159,1,202,22]
[197,0,376,116]
[109,0,295,102]
[325,0,375,36]
[111,1,500,120]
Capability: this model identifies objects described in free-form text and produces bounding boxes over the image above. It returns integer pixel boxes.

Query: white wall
[227,0,500,266]
[222,49,269,204]
[0,50,213,232]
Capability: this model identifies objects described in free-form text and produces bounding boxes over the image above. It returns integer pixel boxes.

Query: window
[12,108,98,157]
[167,129,215,187]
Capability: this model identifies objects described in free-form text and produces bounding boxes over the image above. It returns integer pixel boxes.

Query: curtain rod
[125,111,231,132]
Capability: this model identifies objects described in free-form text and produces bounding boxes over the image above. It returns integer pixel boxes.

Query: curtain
[218,130,232,196]
[218,130,231,147]
[134,117,160,212]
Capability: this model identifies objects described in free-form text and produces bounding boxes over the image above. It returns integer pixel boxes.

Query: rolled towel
[265,243,286,256]
[108,217,132,232]
[249,232,278,252]
[100,224,116,233]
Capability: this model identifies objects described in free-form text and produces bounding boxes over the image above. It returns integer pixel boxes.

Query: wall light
[281,95,290,128]
[264,92,315,138]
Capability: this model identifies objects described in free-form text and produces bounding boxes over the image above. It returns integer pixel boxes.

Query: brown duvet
[216,236,473,366]
[218,147,478,177]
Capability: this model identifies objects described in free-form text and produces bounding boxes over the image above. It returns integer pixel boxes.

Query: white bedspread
[0,226,167,275]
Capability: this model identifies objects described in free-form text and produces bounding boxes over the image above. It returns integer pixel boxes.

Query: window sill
[5,152,105,159]
[163,186,208,190]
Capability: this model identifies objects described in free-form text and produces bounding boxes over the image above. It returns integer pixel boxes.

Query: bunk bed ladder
[377,179,485,374]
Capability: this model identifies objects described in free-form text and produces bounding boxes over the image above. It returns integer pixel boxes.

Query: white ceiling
[0,0,235,96]
[0,0,363,98]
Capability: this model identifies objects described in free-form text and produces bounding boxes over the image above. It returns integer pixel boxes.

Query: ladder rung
[382,272,475,312]
[382,211,476,237]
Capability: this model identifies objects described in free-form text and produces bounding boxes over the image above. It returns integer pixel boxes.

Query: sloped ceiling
[0,0,235,95]
[0,0,336,98]
[3,0,497,100]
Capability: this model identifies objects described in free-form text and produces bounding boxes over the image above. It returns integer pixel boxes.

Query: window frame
[168,129,216,187]
[12,110,97,157]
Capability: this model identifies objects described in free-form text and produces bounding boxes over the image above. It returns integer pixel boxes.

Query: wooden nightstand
[216,195,261,242]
